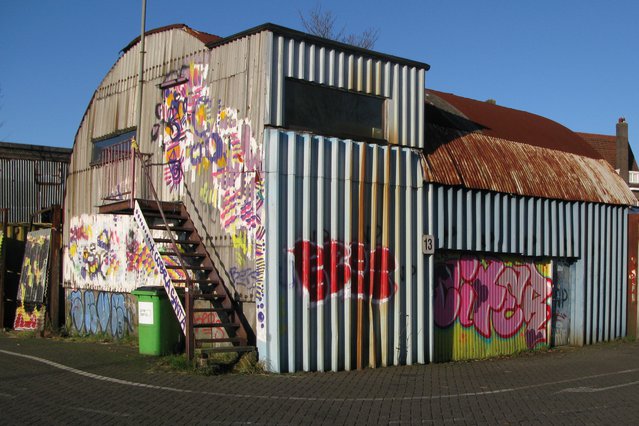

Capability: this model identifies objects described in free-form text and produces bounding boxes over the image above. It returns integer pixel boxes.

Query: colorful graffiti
[290,239,398,305]
[133,203,187,333]
[65,214,160,292]
[67,289,135,339]
[152,62,266,340]
[152,63,265,261]
[255,227,266,334]
[14,305,45,331]
[434,255,552,360]
[17,229,51,303]
[229,266,259,295]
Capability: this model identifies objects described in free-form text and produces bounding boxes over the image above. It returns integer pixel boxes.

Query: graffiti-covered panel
[434,253,552,361]
[264,130,425,372]
[66,289,136,338]
[17,229,51,303]
[151,62,265,306]
[64,214,160,292]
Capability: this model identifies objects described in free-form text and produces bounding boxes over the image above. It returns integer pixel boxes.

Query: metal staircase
[98,147,254,362]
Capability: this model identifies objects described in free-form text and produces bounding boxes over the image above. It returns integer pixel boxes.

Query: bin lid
[131,286,166,296]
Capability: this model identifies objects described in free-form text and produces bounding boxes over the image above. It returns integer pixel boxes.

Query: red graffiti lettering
[291,239,397,305]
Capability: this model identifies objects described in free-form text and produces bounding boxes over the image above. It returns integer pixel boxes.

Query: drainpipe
[132,0,147,207]
[617,117,629,184]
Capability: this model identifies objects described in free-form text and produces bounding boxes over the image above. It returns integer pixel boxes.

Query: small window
[284,78,386,142]
[91,129,136,164]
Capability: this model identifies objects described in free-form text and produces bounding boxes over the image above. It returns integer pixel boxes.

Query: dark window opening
[284,78,386,142]
[91,129,136,165]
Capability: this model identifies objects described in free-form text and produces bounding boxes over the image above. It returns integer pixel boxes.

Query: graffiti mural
[152,62,267,338]
[152,63,265,262]
[64,214,160,292]
[17,229,51,303]
[14,305,45,331]
[229,266,260,295]
[434,254,552,361]
[290,238,398,306]
[67,289,136,338]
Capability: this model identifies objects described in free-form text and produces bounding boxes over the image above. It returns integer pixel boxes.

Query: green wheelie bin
[131,286,183,355]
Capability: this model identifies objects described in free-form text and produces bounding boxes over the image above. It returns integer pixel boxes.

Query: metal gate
[434,252,553,361]
[551,260,573,346]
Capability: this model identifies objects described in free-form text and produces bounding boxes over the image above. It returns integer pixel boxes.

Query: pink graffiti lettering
[291,239,397,305]
[434,257,551,349]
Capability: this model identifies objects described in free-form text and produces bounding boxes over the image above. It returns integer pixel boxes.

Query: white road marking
[2,349,639,402]
[65,406,132,417]
[559,380,639,393]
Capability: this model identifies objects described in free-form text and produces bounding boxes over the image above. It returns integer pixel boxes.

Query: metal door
[551,260,573,346]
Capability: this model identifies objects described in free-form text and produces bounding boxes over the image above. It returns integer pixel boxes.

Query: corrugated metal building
[64,23,637,372]
[0,142,71,224]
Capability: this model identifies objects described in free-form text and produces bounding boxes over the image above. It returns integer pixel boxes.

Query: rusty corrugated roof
[424,90,637,206]
[121,24,221,53]
[576,132,639,172]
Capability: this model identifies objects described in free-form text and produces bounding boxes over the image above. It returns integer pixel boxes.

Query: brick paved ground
[2,332,639,424]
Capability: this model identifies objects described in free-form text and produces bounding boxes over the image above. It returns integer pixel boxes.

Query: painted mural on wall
[67,289,136,338]
[64,214,160,292]
[151,62,266,338]
[434,253,552,361]
[17,229,51,303]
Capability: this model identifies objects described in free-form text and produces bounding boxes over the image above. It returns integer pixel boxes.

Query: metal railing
[134,149,196,360]
[96,139,152,203]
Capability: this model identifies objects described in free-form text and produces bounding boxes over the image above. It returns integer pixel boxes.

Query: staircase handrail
[134,147,196,360]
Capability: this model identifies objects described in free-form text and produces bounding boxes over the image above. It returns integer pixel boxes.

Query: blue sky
[1,0,637,154]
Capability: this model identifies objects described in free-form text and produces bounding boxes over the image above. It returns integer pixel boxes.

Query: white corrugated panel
[268,35,426,148]
[429,184,629,347]
[262,129,426,372]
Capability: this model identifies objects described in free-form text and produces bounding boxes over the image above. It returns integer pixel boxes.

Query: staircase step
[195,293,226,301]
[153,238,197,245]
[159,251,205,258]
[142,211,186,220]
[149,225,194,232]
[136,199,183,212]
[193,322,240,328]
[193,307,234,313]
[197,346,255,355]
[172,279,219,285]
[195,337,243,344]
[165,264,213,271]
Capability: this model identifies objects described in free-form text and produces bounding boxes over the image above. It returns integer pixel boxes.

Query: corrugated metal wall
[263,129,427,372]
[268,35,426,148]
[0,158,68,222]
[65,29,211,232]
[429,185,628,347]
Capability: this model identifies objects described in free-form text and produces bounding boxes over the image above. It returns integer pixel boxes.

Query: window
[91,129,136,164]
[284,78,386,142]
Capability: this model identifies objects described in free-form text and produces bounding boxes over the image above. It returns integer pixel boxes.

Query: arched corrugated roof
[423,89,637,206]
[121,24,221,53]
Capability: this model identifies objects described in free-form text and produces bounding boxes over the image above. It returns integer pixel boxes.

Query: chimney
[617,117,629,183]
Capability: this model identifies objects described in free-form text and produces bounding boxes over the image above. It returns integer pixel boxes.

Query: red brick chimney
[617,117,629,183]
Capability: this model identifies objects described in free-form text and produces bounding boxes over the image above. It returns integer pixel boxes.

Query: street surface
[1,333,639,424]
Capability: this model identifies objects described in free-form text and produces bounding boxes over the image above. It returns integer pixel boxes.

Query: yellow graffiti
[231,231,250,267]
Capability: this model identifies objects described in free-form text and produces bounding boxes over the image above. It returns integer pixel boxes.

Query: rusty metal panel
[423,124,637,206]
[434,253,553,361]
[262,129,425,372]
[269,35,426,148]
